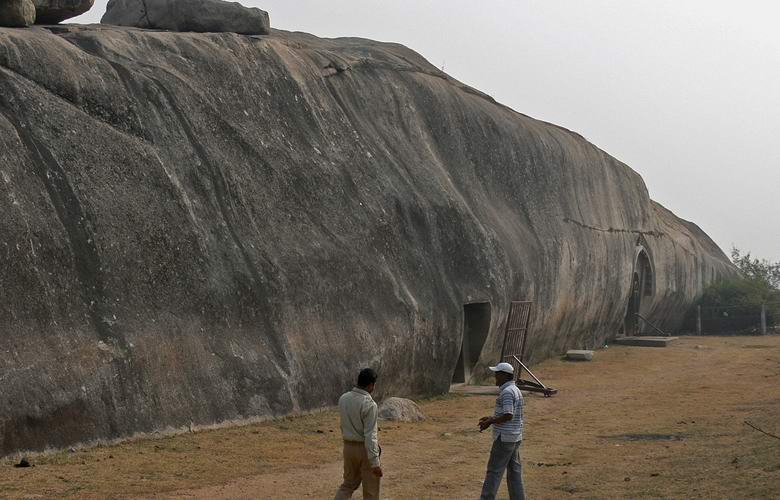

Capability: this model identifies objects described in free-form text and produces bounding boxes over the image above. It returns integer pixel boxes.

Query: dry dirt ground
[2,335,780,499]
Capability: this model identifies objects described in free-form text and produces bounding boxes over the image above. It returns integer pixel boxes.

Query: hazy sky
[74,1,780,260]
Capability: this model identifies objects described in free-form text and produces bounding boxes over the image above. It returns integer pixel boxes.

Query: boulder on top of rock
[0,0,36,27]
[378,398,426,422]
[33,0,94,24]
[101,0,270,35]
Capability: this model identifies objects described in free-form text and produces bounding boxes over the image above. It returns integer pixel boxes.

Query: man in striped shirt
[478,362,525,500]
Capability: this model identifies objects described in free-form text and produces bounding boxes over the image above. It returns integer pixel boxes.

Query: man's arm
[479,413,512,431]
[363,401,383,476]
[479,390,515,431]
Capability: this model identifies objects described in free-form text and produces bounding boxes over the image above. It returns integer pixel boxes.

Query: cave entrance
[452,303,491,384]
[624,272,642,336]
[624,247,655,335]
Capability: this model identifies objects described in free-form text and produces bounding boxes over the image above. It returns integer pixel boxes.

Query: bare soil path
[2,335,780,499]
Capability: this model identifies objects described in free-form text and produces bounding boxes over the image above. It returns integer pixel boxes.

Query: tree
[691,248,779,333]
[730,247,780,290]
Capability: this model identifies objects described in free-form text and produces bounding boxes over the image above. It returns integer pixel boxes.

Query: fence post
[696,305,702,336]
[761,304,767,335]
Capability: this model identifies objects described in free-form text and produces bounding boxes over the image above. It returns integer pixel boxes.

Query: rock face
[378,398,425,422]
[0,25,736,455]
[0,0,36,27]
[102,0,270,35]
[33,0,94,24]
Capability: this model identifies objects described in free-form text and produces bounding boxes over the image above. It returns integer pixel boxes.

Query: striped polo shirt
[493,380,524,442]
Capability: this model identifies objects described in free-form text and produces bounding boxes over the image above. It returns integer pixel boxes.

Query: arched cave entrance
[452,302,491,384]
[624,246,655,336]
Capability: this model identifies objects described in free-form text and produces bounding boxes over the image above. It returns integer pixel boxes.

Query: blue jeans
[480,438,525,500]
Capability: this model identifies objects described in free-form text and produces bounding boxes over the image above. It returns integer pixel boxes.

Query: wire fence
[682,302,780,335]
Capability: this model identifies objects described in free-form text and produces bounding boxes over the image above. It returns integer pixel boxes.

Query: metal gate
[500,301,533,371]
[499,300,557,397]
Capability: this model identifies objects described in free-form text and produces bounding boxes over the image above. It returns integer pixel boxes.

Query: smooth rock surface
[566,350,594,361]
[378,398,426,422]
[34,0,94,24]
[101,0,270,35]
[0,0,36,27]
[0,25,735,455]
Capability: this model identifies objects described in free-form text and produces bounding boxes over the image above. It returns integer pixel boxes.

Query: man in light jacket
[334,368,382,500]
[478,362,525,500]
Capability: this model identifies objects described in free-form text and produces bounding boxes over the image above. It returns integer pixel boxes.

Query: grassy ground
[2,335,779,499]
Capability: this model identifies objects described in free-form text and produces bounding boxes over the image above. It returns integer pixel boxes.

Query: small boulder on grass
[378,397,425,422]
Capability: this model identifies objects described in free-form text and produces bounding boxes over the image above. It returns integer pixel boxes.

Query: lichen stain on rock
[0,25,736,455]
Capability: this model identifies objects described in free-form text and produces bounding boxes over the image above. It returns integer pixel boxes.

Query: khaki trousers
[334,441,380,500]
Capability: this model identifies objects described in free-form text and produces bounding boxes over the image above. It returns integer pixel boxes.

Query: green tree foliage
[729,248,780,290]
[696,248,780,331]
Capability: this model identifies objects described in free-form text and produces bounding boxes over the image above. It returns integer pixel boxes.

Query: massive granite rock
[0,25,735,455]
[0,0,36,27]
[102,0,270,35]
[33,0,94,24]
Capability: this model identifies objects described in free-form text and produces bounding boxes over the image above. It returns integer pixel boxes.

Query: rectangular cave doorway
[452,302,492,384]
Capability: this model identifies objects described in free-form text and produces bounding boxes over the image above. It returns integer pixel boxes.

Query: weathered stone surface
[566,350,594,361]
[101,0,270,35]
[33,0,94,24]
[0,25,736,455]
[378,398,425,422]
[0,0,36,27]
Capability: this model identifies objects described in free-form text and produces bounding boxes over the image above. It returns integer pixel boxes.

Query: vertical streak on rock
[139,0,152,28]
[0,97,126,351]
[100,58,295,409]
[147,77,292,376]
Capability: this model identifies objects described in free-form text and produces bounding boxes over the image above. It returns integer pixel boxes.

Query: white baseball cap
[489,362,515,374]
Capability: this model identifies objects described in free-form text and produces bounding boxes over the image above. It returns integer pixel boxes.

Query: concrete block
[566,350,594,361]
[613,336,678,348]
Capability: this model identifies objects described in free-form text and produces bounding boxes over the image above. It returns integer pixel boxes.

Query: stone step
[566,350,594,361]
[449,384,499,395]
[613,336,678,348]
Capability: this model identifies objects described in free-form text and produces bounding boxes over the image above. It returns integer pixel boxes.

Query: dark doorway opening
[624,249,654,335]
[624,272,641,336]
[452,303,491,383]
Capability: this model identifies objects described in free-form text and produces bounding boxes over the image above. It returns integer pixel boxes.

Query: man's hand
[478,416,492,432]
[371,466,383,477]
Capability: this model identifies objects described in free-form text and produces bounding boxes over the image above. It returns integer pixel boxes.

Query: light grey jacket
[338,388,380,466]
